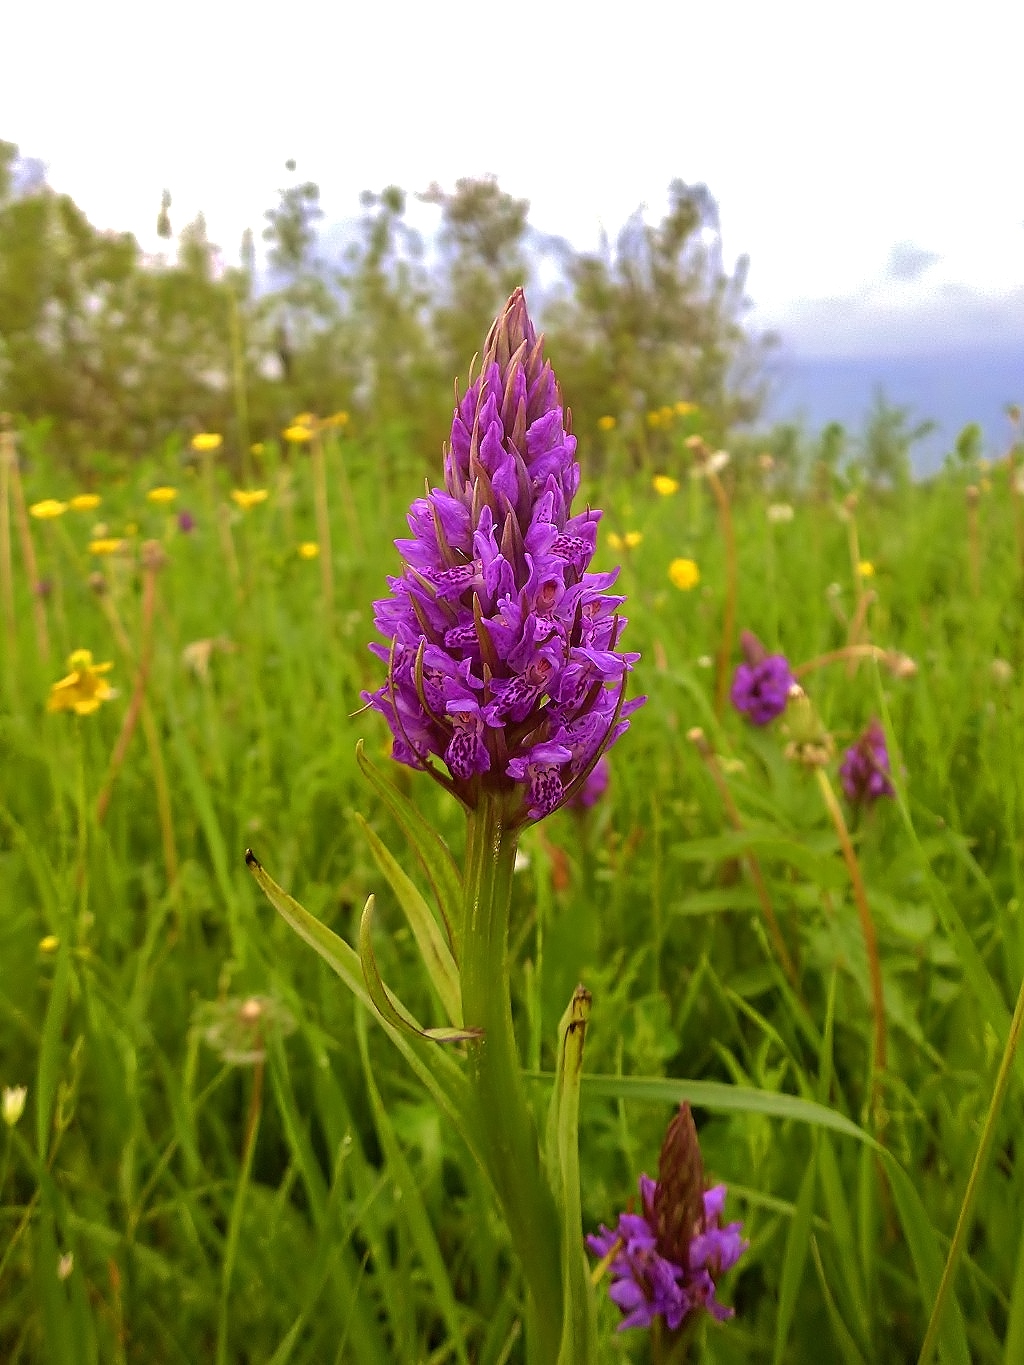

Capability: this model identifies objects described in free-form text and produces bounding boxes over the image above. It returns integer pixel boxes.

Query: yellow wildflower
[653,474,679,497]
[39,934,60,954]
[298,541,320,559]
[980,476,992,494]
[669,557,701,591]
[69,493,102,512]
[292,412,317,427]
[47,649,115,716]
[29,499,67,520]
[283,424,314,444]
[646,411,662,429]
[147,486,178,504]
[674,401,697,417]
[88,538,125,556]
[597,415,617,432]
[324,411,350,429]
[857,560,875,578]
[659,405,674,424]
[250,442,265,456]
[231,489,269,511]
[607,531,642,552]
[190,433,223,453]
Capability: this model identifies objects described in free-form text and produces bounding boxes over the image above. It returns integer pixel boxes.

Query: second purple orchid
[365,290,642,825]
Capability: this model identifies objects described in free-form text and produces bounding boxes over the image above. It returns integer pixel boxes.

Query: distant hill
[765,343,1023,475]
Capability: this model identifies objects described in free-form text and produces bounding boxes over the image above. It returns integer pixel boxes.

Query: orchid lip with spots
[364,289,643,824]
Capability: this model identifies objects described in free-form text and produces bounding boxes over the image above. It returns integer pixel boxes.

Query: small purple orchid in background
[731,630,793,725]
[840,717,894,805]
[588,1104,747,1334]
[566,753,610,811]
[365,289,642,825]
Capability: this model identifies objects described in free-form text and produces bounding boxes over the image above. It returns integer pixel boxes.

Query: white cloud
[3,0,1023,339]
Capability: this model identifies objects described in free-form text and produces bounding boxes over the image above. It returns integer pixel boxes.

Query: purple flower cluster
[840,718,894,805]
[731,630,793,725]
[588,1174,747,1332]
[365,290,641,823]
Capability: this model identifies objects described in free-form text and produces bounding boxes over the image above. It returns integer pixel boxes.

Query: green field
[2,402,1024,1363]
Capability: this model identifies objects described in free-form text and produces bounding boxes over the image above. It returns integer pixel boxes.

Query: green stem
[707,469,736,718]
[462,793,564,1361]
[310,431,335,631]
[228,291,252,485]
[918,968,1024,1364]
[217,1057,263,1365]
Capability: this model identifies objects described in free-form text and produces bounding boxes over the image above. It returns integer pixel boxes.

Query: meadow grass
[1,422,1023,1363]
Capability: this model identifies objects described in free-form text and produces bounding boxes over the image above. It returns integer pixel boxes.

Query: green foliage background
[2,140,1024,1364]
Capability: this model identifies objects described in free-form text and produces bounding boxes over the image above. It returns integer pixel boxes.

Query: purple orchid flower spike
[840,717,895,805]
[588,1104,747,1333]
[365,289,643,825]
[731,629,793,725]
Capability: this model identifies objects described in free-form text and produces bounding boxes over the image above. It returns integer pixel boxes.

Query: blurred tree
[338,186,436,458]
[0,142,243,461]
[255,161,341,416]
[547,179,774,454]
[156,189,172,240]
[0,153,772,468]
[420,176,532,382]
[860,389,934,492]
[953,421,983,467]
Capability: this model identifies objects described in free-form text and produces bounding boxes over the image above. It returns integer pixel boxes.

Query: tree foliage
[0,143,773,468]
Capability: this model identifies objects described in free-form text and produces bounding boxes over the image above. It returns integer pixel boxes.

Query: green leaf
[355,1009,472,1365]
[885,1160,970,1365]
[1003,1217,1024,1362]
[546,988,598,1365]
[354,812,463,1027]
[672,830,848,888]
[357,895,479,1044]
[356,740,463,958]
[36,937,72,1160]
[244,850,473,1128]
[773,1142,818,1365]
[575,1074,870,1144]
[810,1236,871,1365]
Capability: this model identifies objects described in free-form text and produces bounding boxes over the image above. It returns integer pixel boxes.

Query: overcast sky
[4,0,1023,355]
